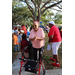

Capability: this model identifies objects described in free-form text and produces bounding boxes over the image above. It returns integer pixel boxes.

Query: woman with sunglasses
[29,21,45,60]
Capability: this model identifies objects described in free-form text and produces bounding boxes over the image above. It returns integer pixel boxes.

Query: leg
[19,43,21,51]
[24,52,29,59]
[53,55,58,63]
[50,43,56,61]
[17,44,19,51]
[15,45,17,52]
[54,42,61,63]
[39,48,43,61]
[52,42,59,61]
[52,42,61,67]
[33,47,37,60]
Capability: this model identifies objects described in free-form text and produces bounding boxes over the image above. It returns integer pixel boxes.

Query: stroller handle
[19,58,39,63]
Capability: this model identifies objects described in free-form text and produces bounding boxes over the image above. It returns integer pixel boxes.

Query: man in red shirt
[21,25,27,35]
[48,21,62,67]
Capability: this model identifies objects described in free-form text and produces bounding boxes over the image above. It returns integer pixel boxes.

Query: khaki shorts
[52,41,61,55]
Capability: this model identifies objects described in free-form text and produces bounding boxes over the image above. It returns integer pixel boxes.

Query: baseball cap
[20,30,24,33]
[48,21,55,25]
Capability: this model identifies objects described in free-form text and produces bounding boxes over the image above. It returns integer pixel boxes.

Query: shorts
[52,41,61,55]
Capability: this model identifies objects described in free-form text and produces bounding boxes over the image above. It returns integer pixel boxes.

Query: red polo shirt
[48,25,62,42]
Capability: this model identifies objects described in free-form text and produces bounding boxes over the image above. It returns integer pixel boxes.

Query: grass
[43,37,62,69]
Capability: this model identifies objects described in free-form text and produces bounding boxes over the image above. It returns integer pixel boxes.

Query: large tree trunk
[19,0,62,22]
[37,9,41,22]
[37,3,41,22]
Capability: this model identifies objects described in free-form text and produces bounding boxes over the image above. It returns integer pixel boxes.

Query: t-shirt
[29,28,45,48]
[27,31,30,37]
[60,31,62,38]
[13,35,18,45]
[18,35,21,43]
[48,25,62,42]
[21,40,29,53]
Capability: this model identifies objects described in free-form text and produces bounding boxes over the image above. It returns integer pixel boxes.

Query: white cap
[20,30,24,33]
[48,21,55,25]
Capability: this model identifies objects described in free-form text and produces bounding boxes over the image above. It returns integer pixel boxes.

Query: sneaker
[50,58,56,61]
[52,63,60,67]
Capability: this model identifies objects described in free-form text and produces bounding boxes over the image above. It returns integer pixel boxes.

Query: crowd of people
[12,20,62,67]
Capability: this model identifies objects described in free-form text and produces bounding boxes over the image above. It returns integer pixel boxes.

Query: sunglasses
[32,25,37,27]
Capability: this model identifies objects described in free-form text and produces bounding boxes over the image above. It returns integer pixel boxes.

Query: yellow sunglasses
[32,25,37,27]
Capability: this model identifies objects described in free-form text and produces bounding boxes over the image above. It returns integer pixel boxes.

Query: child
[18,31,22,52]
[13,31,19,52]
[21,34,29,59]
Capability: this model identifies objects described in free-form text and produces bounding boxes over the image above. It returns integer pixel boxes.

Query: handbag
[47,44,51,50]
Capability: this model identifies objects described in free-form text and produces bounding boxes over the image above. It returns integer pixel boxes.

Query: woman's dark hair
[30,26,32,31]
[15,27,17,30]
[22,34,26,40]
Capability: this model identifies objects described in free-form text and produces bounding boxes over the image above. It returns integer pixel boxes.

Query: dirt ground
[12,52,18,63]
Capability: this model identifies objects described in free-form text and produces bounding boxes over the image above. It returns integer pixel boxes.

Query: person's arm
[29,29,36,41]
[29,36,36,41]
[48,27,54,43]
[48,35,54,43]
[36,37,45,41]
[36,28,45,41]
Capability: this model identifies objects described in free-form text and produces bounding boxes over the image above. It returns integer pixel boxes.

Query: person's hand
[29,35,37,41]
[33,35,38,40]
[35,35,38,40]
[35,35,43,41]
[33,36,36,40]
[48,39,50,43]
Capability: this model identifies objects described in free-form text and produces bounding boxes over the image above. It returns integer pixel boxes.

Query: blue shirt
[27,31,30,37]
[18,35,21,43]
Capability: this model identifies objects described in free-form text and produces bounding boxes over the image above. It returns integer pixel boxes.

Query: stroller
[19,43,45,75]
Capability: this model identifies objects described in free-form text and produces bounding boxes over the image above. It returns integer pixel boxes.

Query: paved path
[12,52,62,75]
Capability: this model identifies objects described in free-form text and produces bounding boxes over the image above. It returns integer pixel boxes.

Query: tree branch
[25,0,34,16]
[56,5,62,9]
[39,0,42,5]
[41,0,62,15]
[41,0,52,10]
[51,8,62,12]
[12,16,19,21]
[31,0,39,9]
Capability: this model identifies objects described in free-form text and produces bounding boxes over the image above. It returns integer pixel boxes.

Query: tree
[12,0,33,26]
[53,12,62,24]
[41,9,54,25]
[19,0,62,22]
